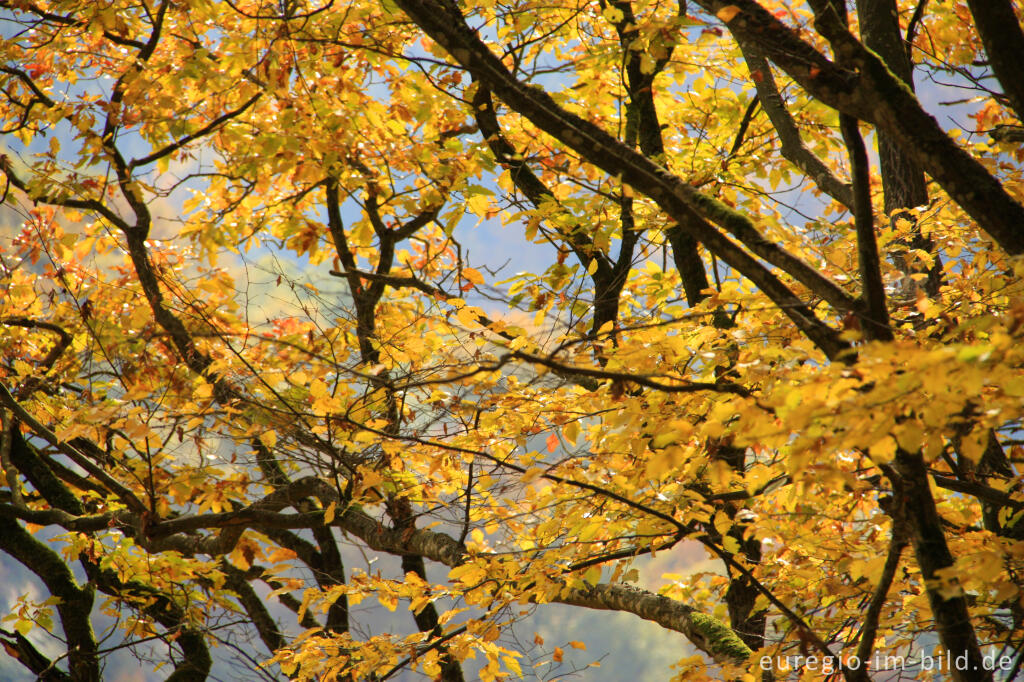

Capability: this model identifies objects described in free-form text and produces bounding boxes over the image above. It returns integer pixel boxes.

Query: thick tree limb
[0,517,99,682]
[221,563,287,654]
[854,0,929,213]
[0,626,72,681]
[892,449,991,682]
[558,583,751,665]
[839,114,892,341]
[855,0,942,296]
[964,0,1024,122]
[932,474,1024,512]
[699,0,1024,255]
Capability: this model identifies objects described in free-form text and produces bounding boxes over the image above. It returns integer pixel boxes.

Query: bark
[402,552,466,682]
[558,583,752,665]
[856,0,942,296]
[222,563,287,653]
[894,449,991,682]
[839,112,893,341]
[723,527,766,651]
[965,0,1024,121]
[855,0,928,211]
[162,630,213,682]
[955,431,1024,541]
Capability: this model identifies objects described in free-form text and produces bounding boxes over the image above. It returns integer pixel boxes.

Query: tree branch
[0,517,99,682]
[737,41,854,209]
[393,0,854,359]
[852,531,906,678]
[0,382,148,514]
[964,0,1024,121]
[0,626,72,681]
[839,114,892,341]
[128,93,262,171]
[701,0,1024,255]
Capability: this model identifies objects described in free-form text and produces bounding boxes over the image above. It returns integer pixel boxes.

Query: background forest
[1,0,1024,680]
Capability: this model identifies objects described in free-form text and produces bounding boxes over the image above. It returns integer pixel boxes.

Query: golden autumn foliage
[1,1,1023,681]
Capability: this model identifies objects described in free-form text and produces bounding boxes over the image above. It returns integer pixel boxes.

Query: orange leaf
[462,267,484,285]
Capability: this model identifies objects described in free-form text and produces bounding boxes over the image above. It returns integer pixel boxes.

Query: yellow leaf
[229,546,252,571]
[716,5,741,22]
[645,446,683,480]
[467,194,490,217]
[449,562,486,584]
[456,305,483,328]
[563,420,580,446]
[462,267,484,285]
[959,429,987,463]
[521,467,545,483]
[359,468,383,490]
[423,650,442,677]
[639,52,657,75]
[503,655,523,677]
[713,511,732,537]
[869,436,898,463]
[1003,376,1024,397]
[323,501,337,524]
[309,379,328,398]
[893,422,923,452]
[265,548,298,563]
[651,420,692,448]
[601,6,624,23]
[568,640,586,650]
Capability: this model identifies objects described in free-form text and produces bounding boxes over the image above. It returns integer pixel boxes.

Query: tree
[1,0,1023,679]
